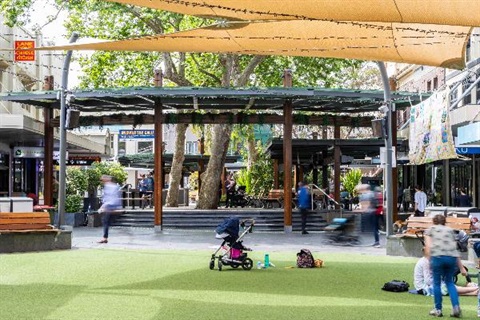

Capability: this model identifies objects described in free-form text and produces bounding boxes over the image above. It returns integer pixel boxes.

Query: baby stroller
[209,217,254,271]
[324,215,360,245]
[233,186,248,207]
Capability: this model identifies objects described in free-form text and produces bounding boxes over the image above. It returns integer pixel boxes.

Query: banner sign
[119,129,155,141]
[456,147,480,155]
[14,40,35,62]
[408,90,457,164]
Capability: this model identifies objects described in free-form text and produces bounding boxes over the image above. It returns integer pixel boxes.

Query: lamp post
[57,32,79,228]
[377,61,393,237]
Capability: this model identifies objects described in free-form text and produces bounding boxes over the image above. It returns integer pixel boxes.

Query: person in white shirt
[414,185,427,217]
[414,256,478,296]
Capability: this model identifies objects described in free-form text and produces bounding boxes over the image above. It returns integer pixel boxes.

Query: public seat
[261,189,284,208]
[0,212,58,233]
[398,216,471,239]
[0,212,71,253]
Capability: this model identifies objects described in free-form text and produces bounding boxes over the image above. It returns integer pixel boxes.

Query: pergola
[8,0,479,234]
[2,85,423,226]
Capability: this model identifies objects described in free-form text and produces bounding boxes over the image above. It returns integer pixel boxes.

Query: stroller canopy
[215,216,240,238]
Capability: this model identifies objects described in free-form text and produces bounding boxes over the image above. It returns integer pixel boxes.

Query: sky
[27,1,85,87]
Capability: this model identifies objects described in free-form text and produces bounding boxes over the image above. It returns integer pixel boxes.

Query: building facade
[0,19,109,201]
[392,28,480,207]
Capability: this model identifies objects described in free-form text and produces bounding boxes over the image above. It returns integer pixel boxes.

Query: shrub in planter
[55,194,85,227]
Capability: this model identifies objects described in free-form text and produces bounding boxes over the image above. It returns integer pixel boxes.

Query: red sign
[14,40,35,62]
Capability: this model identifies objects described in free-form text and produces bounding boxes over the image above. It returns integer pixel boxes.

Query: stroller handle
[240,219,255,233]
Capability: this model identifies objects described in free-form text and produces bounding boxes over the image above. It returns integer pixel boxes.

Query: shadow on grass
[107,260,417,301]
[0,283,85,319]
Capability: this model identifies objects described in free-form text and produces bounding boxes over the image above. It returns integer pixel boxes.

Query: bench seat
[0,212,71,253]
[398,216,472,238]
[0,212,57,232]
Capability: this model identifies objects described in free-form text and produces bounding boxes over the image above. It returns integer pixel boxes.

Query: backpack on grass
[381,280,409,292]
[296,249,315,268]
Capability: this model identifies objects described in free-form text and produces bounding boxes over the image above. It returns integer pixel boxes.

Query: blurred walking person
[98,175,121,244]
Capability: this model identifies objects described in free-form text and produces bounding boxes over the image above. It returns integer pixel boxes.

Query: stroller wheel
[218,260,223,271]
[242,258,253,270]
[209,259,215,270]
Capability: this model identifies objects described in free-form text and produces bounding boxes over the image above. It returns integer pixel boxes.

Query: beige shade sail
[38,20,470,69]
[106,0,480,27]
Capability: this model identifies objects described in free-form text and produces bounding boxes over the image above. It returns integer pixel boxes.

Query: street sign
[14,40,35,62]
[119,129,155,141]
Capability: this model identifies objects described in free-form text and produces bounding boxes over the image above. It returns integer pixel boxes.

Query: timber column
[154,69,163,231]
[334,123,341,207]
[283,69,293,233]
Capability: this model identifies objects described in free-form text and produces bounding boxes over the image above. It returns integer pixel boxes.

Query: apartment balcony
[450,103,480,134]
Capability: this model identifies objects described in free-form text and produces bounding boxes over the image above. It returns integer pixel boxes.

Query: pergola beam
[51,112,374,127]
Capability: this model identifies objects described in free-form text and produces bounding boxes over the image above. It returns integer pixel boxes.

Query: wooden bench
[399,216,472,238]
[0,212,71,253]
[261,189,284,208]
[0,212,58,233]
[388,216,472,258]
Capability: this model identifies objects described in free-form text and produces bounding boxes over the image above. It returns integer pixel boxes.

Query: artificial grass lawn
[0,249,477,320]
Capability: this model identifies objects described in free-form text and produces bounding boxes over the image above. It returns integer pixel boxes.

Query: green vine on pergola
[76,111,372,128]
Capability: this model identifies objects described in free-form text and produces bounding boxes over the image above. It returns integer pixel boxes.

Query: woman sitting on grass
[414,255,478,296]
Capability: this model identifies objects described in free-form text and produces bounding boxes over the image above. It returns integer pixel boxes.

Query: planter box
[87,213,102,227]
[54,212,86,227]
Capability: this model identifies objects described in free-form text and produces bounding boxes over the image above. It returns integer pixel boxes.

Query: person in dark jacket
[297,181,311,235]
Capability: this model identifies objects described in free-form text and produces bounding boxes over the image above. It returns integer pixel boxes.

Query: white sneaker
[429,308,443,317]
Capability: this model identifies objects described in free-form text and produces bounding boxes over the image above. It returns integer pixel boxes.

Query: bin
[9,197,33,212]
[424,206,448,217]
[0,198,10,212]
[445,207,480,217]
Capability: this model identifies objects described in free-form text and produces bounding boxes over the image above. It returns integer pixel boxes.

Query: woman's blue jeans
[430,255,459,310]
[102,212,112,239]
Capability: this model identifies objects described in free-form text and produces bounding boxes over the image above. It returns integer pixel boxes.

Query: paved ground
[72,226,389,256]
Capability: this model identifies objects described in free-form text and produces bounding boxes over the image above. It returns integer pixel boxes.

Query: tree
[2,0,364,209]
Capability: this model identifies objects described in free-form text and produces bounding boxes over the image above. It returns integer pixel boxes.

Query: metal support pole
[57,32,79,228]
[377,61,393,237]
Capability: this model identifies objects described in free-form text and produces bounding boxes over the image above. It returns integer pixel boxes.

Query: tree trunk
[246,127,257,170]
[166,124,188,207]
[196,124,232,209]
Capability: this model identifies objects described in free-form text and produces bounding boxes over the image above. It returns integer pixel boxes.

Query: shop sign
[14,147,64,159]
[119,130,155,141]
[55,156,101,166]
[14,147,43,158]
[14,40,35,62]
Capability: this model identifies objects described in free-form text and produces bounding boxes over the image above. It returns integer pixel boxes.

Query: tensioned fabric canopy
[35,0,476,69]
[106,0,480,27]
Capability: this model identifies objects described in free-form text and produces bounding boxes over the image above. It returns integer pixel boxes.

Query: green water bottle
[264,253,270,268]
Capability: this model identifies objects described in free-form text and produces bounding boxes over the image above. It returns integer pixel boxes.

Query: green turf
[0,249,477,319]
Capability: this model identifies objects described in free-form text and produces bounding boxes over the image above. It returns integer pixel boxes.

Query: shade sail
[106,0,480,27]
[39,20,470,69]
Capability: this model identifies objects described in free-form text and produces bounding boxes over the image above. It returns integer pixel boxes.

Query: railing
[309,184,343,215]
